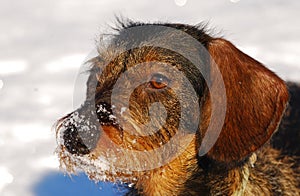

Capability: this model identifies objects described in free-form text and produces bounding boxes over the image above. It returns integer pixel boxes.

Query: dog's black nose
[61,102,107,155]
[63,125,91,155]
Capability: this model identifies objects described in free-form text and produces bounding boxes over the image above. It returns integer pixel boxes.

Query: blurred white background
[0,0,299,195]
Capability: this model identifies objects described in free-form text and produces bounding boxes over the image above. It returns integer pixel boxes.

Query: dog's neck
[130,137,255,195]
[131,136,198,195]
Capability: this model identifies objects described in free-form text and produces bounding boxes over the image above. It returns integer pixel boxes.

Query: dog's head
[56,21,288,184]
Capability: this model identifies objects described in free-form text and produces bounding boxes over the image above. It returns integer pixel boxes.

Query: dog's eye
[150,73,170,89]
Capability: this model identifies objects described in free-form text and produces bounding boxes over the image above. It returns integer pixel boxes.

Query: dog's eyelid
[151,73,170,80]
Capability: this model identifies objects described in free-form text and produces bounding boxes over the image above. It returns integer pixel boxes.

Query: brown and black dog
[56,20,299,195]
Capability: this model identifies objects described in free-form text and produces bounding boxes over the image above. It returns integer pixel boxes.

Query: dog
[56,20,299,195]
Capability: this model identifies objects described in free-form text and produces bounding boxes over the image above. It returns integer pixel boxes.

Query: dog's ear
[202,38,289,163]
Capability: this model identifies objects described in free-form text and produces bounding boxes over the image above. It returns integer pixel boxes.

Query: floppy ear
[202,38,289,163]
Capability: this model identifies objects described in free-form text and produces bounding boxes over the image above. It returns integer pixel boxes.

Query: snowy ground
[0,0,299,195]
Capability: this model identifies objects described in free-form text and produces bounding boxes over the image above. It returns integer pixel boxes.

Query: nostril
[63,125,91,155]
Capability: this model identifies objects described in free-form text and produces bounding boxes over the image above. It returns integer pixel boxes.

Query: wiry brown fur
[56,20,299,195]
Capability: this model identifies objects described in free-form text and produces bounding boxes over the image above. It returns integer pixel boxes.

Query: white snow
[97,105,107,113]
[0,79,3,90]
[45,54,86,73]
[11,124,52,143]
[0,60,28,75]
[120,107,127,116]
[0,167,14,192]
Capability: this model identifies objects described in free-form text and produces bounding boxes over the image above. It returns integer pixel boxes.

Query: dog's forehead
[114,22,212,47]
[96,22,211,63]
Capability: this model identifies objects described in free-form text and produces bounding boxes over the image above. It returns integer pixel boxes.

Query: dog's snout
[58,101,114,156]
[63,125,91,155]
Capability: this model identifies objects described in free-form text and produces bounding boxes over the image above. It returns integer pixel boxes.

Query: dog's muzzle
[60,101,116,155]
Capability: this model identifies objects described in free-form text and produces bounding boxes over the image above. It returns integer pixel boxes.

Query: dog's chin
[56,123,133,183]
[56,135,142,184]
